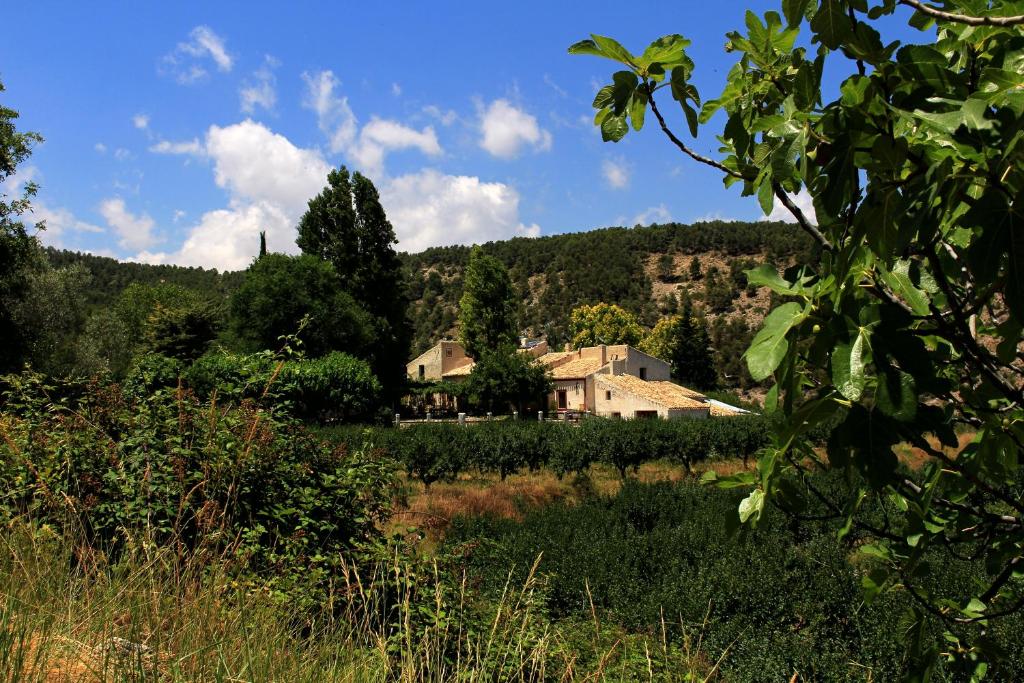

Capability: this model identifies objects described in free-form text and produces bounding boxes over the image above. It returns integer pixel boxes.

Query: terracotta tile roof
[535,351,575,367]
[595,374,709,410]
[442,360,475,377]
[549,357,604,379]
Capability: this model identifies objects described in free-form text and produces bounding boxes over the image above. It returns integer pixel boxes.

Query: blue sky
[2,1,921,270]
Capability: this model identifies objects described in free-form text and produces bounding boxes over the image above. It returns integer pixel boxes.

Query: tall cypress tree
[458,246,519,359]
[296,166,410,401]
[673,301,717,390]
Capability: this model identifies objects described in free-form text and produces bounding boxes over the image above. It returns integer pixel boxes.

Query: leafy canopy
[229,253,375,358]
[458,246,520,359]
[574,0,1024,674]
[569,302,644,348]
[297,166,410,397]
[639,303,717,390]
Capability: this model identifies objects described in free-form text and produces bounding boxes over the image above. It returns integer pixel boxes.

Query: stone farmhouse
[407,339,747,420]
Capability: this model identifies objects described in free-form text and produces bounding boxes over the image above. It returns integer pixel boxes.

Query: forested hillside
[44,247,244,310]
[404,219,817,387]
[46,219,816,390]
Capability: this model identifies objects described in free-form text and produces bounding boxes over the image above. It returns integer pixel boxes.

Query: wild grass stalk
[0,518,715,682]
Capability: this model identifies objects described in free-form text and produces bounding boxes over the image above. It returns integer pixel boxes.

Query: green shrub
[0,370,395,608]
[185,350,381,423]
[445,476,1024,681]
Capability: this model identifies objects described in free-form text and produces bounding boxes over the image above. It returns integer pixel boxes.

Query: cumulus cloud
[147,120,329,269]
[239,55,278,114]
[133,114,150,130]
[1,167,105,248]
[31,204,105,246]
[350,118,441,179]
[161,26,233,84]
[631,204,672,226]
[205,120,330,214]
[602,158,629,189]
[149,138,203,155]
[302,70,358,153]
[765,188,818,224]
[99,198,158,251]
[94,143,107,154]
[381,168,540,253]
[478,99,552,159]
[150,120,538,269]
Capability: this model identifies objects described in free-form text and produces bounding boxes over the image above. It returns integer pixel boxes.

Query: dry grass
[392,432,976,543]
[390,460,744,543]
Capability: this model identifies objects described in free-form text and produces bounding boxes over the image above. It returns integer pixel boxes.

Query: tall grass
[0,519,717,682]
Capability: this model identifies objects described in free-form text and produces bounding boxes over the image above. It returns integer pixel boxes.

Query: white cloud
[302,71,443,177]
[478,99,552,159]
[94,143,107,154]
[302,70,358,153]
[148,120,537,269]
[631,204,672,226]
[99,198,158,251]
[30,204,105,246]
[206,119,330,214]
[239,55,278,114]
[149,138,203,155]
[765,188,818,225]
[114,148,132,161]
[351,118,441,179]
[1,166,105,248]
[151,120,330,270]
[133,114,149,130]
[692,211,740,223]
[423,105,458,126]
[173,201,294,270]
[173,209,186,223]
[161,26,233,84]
[602,158,629,189]
[391,83,402,96]
[381,168,541,253]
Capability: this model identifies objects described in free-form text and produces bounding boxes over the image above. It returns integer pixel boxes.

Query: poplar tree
[458,246,519,359]
[297,166,410,398]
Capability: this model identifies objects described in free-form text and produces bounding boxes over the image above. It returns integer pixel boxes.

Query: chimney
[600,344,607,364]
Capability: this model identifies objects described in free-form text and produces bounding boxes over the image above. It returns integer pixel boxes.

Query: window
[418,365,425,380]
[445,348,453,358]
[636,410,659,419]
[605,390,612,401]
[639,367,647,380]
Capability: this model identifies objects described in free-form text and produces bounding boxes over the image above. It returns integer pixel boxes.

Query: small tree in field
[574,1,1024,674]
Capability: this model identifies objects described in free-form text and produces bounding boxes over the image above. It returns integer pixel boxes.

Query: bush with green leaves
[185,350,381,423]
[447,476,1024,681]
[0,370,395,608]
